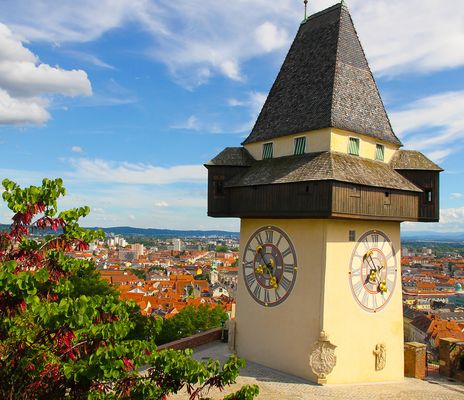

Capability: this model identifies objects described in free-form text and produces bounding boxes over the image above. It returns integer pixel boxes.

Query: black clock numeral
[275,289,281,301]
[371,234,379,245]
[280,276,292,291]
[275,234,283,248]
[244,261,253,270]
[253,284,262,299]
[246,245,256,256]
[264,290,270,304]
[284,264,294,274]
[255,233,264,246]
[265,230,274,244]
[245,273,256,287]
[281,247,292,259]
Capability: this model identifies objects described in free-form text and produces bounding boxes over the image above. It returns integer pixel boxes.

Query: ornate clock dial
[349,230,397,313]
[242,226,297,307]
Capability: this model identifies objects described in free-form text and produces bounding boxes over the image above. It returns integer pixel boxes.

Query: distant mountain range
[401,231,464,242]
[90,226,239,238]
[1,223,463,241]
[0,224,239,238]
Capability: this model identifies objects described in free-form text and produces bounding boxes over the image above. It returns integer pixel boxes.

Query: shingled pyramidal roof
[242,3,401,146]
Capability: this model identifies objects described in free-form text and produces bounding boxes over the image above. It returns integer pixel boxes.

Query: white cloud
[451,193,463,200]
[171,115,199,130]
[1,1,462,85]
[65,50,115,70]
[228,91,267,133]
[255,22,288,53]
[390,91,464,162]
[0,89,49,124]
[403,206,464,233]
[155,201,169,208]
[352,0,464,76]
[71,146,83,153]
[0,23,91,125]
[66,158,206,185]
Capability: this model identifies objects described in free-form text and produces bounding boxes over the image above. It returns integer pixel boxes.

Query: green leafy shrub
[0,178,258,400]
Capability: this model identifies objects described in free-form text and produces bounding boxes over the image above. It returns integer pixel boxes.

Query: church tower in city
[206,2,442,384]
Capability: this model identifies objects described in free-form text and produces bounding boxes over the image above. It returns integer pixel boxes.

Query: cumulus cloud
[451,193,463,200]
[403,206,464,233]
[0,23,91,125]
[390,91,464,162]
[66,158,206,185]
[1,1,462,85]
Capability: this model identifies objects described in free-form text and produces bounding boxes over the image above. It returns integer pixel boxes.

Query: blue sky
[0,0,463,232]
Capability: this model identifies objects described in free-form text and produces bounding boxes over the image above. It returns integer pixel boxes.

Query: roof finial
[304,0,308,20]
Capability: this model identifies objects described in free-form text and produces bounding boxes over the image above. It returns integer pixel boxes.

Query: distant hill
[0,223,239,238]
[402,230,464,242]
[91,226,239,238]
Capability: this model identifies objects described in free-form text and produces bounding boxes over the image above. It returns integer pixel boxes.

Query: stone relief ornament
[309,331,337,384]
[374,343,386,371]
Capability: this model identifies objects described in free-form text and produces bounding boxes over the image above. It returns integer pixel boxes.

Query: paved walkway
[170,341,464,400]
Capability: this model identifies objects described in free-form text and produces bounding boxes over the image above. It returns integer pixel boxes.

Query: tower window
[262,142,273,159]
[294,137,306,155]
[375,144,385,161]
[348,137,360,156]
[426,190,432,203]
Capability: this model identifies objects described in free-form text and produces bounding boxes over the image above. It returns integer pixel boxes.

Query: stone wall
[404,342,427,379]
[439,338,464,382]
[157,327,223,351]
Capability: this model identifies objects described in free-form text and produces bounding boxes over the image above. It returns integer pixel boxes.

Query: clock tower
[205,3,442,384]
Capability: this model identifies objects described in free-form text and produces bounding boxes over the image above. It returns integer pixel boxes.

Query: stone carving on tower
[309,331,337,384]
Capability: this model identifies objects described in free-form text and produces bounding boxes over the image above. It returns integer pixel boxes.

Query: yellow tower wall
[322,220,404,383]
[236,218,327,381]
[236,218,404,384]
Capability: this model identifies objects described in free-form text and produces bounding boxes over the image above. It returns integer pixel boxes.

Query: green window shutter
[375,144,385,161]
[348,138,360,156]
[294,137,306,155]
[262,143,273,159]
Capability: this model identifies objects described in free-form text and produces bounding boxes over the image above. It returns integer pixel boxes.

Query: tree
[156,305,228,345]
[0,178,258,400]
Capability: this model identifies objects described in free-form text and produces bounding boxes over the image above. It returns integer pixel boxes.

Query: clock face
[349,230,398,313]
[242,226,297,307]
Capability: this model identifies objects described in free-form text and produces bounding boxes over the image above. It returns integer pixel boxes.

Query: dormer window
[375,144,385,161]
[262,142,273,159]
[348,137,360,156]
[294,137,306,155]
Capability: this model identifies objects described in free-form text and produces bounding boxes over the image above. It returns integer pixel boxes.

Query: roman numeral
[275,289,281,301]
[264,290,270,304]
[282,247,292,259]
[280,276,292,291]
[255,233,264,246]
[265,230,274,244]
[353,280,363,296]
[371,234,379,245]
[362,292,370,307]
[284,264,294,274]
[244,261,253,270]
[351,268,361,277]
[275,234,283,248]
[253,284,262,299]
[246,245,256,256]
[372,295,378,310]
[245,273,256,287]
